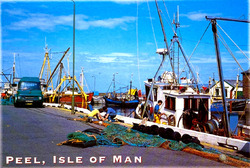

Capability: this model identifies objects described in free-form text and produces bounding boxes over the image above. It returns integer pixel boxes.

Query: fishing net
[64,123,166,148]
[167,140,204,151]
[67,132,96,142]
[59,123,250,167]
[103,123,166,147]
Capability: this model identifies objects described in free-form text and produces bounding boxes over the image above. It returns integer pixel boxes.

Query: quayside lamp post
[71,0,75,114]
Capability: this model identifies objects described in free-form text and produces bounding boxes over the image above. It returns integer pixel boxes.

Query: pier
[2,104,237,167]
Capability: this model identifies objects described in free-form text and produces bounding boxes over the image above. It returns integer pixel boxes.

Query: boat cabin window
[184,98,208,112]
[165,96,176,111]
[145,86,157,101]
[163,85,179,90]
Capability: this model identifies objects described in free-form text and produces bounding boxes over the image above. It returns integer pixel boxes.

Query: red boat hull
[60,93,93,108]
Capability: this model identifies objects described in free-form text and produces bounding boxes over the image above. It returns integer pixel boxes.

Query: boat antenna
[165,5,200,91]
[173,5,180,31]
[172,6,180,82]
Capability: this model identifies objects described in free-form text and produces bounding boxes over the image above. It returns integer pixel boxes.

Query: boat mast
[80,67,84,90]
[67,56,70,77]
[47,47,70,88]
[155,0,177,84]
[113,72,118,98]
[235,68,240,99]
[212,19,230,137]
[39,40,53,91]
[13,53,16,83]
[130,73,133,101]
[173,6,180,83]
[168,6,200,92]
[206,16,250,137]
[142,0,175,119]
[141,50,167,119]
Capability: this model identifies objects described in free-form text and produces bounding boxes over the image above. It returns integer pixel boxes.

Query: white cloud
[76,16,136,30]
[84,52,135,64]
[235,50,250,56]
[190,55,248,64]
[146,42,154,46]
[191,57,216,63]
[182,11,221,21]
[4,9,28,16]
[99,57,117,63]
[104,52,134,57]
[110,0,181,4]
[7,12,136,31]
[110,0,148,4]
[78,51,91,55]
[2,38,28,43]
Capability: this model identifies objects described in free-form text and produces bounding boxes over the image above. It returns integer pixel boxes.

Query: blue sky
[1,0,249,93]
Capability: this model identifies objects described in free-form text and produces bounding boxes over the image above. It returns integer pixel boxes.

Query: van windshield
[19,82,41,91]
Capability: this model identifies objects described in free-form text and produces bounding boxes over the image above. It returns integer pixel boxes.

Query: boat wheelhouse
[142,72,211,129]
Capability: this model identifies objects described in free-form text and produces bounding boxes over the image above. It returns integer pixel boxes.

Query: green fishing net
[66,123,250,163]
[67,124,166,147]
[103,123,166,147]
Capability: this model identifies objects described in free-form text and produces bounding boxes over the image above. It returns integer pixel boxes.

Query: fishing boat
[104,95,140,108]
[59,85,94,108]
[136,71,212,130]
[132,3,215,133]
[114,1,250,154]
[1,53,20,99]
[91,91,105,105]
[103,73,140,108]
[37,44,93,108]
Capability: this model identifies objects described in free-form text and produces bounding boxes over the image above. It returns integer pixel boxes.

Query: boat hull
[103,96,139,108]
[60,93,93,108]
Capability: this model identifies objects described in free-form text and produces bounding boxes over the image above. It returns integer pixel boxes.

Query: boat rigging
[205,16,250,137]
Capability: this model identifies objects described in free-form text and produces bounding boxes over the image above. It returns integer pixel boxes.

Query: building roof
[210,80,243,88]
[225,80,243,87]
